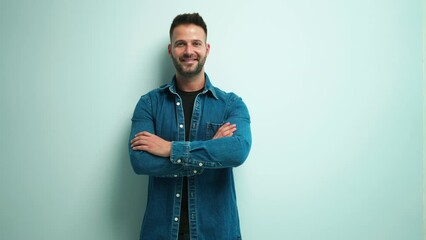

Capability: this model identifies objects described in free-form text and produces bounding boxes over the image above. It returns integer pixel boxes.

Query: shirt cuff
[170,141,190,164]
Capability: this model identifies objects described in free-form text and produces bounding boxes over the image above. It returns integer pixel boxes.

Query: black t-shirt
[176,87,203,235]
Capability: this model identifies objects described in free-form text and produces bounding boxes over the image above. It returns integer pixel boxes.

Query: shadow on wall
[160,39,176,86]
[109,124,148,239]
[109,43,176,239]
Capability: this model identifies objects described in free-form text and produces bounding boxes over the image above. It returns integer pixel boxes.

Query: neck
[175,72,205,92]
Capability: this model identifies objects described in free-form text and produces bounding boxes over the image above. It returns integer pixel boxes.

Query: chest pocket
[206,122,223,140]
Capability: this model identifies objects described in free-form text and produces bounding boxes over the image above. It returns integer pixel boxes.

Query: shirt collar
[161,73,218,99]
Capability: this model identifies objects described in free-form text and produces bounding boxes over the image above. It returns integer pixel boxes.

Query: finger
[220,125,237,135]
[222,128,236,137]
[218,122,231,130]
[130,137,140,144]
[220,123,236,131]
[216,127,232,136]
[132,145,150,151]
[131,140,139,148]
[226,125,237,131]
[134,132,144,137]
[135,131,152,137]
[215,123,229,132]
[212,123,236,139]
[130,135,149,144]
[131,139,149,148]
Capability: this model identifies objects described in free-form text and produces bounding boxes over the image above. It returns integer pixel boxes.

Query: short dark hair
[169,13,207,40]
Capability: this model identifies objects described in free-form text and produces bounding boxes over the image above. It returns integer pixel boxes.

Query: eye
[175,41,185,47]
[193,41,203,47]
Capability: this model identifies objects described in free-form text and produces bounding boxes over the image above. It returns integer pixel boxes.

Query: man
[129,13,252,240]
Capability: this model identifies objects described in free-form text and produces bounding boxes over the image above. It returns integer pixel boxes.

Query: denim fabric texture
[129,74,251,240]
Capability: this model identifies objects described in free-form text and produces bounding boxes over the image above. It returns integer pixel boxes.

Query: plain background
[0,0,424,239]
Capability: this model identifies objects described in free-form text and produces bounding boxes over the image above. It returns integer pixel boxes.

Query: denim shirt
[129,74,252,240]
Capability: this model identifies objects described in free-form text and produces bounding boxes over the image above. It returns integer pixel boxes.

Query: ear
[206,43,211,56]
[168,44,172,58]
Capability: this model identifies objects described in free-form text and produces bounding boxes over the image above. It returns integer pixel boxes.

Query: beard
[171,53,207,78]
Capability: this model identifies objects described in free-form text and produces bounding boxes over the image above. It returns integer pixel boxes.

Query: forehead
[171,24,206,42]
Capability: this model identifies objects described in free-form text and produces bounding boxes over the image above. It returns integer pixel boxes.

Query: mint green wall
[0,0,423,239]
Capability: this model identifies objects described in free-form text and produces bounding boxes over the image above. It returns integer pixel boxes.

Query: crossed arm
[130,122,237,157]
[129,94,251,177]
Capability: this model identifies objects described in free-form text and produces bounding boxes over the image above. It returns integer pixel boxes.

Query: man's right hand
[212,122,237,139]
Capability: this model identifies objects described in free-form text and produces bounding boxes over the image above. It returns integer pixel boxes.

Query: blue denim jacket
[129,74,252,240]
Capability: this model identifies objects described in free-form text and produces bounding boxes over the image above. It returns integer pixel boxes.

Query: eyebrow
[173,40,204,48]
[174,39,205,44]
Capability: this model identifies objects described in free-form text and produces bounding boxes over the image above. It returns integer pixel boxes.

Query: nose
[184,44,194,55]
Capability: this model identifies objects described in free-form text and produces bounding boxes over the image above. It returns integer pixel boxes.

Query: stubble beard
[172,54,207,78]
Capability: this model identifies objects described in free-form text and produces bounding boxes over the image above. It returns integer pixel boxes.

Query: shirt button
[176,102,181,106]
[179,124,183,128]
[198,163,203,167]
[174,217,179,222]
[193,170,197,174]
[177,159,182,163]
[176,193,181,198]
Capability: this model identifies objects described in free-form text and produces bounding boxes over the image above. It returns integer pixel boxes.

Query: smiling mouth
[180,57,198,63]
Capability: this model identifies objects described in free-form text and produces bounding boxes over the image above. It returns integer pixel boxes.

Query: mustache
[180,53,199,60]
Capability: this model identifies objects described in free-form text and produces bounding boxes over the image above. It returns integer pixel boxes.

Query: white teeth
[182,58,197,62]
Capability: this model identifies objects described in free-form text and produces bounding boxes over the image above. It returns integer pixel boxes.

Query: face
[168,24,210,78]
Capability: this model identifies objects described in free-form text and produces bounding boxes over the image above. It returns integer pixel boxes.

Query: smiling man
[129,13,252,240]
